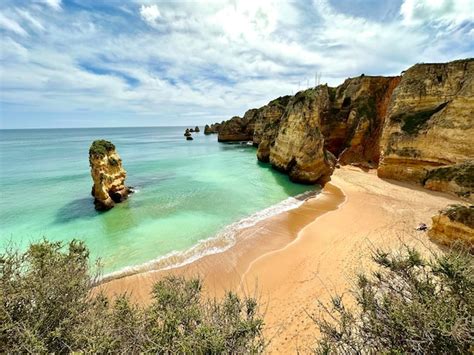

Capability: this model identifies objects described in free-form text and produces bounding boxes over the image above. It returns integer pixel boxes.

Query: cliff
[268,87,335,184]
[428,204,473,251]
[325,76,401,166]
[378,59,473,200]
[217,109,258,142]
[208,58,473,192]
[89,140,131,211]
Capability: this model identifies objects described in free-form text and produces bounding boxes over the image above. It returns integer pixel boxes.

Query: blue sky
[0,0,473,129]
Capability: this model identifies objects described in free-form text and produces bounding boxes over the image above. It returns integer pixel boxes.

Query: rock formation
[194,126,200,132]
[89,140,131,211]
[217,109,258,142]
[206,58,473,192]
[428,204,473,251]
[378,59,473,200]
[204,123,222,134]
[269,87,335,184]
[324,75,401,167]
[184,129,191,137]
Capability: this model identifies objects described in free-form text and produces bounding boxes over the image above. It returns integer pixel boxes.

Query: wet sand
[98,166,462,353]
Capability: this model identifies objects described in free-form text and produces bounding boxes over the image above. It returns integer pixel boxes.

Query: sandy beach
[99,166,463,353]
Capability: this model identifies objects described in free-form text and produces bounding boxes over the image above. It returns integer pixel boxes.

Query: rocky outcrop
[184,129,191,137]
[255,96,291,161]
[204,122,222,134]
[269,87,336,184]
[324,76,401,167]
[428,204,474,251]
[89,140,131,211]
[194,126,200,132]
[378,59,474,199]
[217,109,258,142]
[208,58,473,192]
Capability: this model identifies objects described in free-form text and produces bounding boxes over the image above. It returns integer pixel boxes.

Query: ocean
[0,127,316,274]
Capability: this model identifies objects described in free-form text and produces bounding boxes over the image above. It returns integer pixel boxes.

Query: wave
[100,189,319,283]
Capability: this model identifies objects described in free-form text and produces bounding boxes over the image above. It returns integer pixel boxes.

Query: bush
[1,240,264,353]
[89,140,115,158]
[313,246,474,354]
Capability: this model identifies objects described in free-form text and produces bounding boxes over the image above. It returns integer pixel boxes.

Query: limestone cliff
[378,59,474,200]
[325,76,401,166]
[269,87,335,184]
[217,109,258,142]
[89,140,131,211]
[428,204,473,251]
[254,96,291,162]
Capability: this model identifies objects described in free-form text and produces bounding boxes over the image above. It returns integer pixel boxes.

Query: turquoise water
[0,127,314,273]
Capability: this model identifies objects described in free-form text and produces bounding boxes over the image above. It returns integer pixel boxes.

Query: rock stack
[89,140,131,211]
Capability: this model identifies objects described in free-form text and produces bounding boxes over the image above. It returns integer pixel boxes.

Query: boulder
[89,140,131,211]
[194,126,200,132]
[186,136,193,141]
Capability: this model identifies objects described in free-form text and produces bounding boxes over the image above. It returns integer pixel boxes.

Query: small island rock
[89,140,131,211]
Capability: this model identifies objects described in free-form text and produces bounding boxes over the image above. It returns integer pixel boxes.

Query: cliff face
[269,87,335,184]
[325,76,401,166]
[217,109,258,142]
[378,59,474,200]
[428,205,474,251]
[208,58,473,193]
[254,96,291,162]
[89,140,130,211]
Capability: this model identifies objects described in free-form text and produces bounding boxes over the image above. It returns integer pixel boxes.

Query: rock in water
[378,59,474,200]
[186,136,193,140]
[428,204,473,251]
[194,126,200,132]
[89,140,130,211]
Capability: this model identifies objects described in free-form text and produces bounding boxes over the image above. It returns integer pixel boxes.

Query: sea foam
[101,189,318,282]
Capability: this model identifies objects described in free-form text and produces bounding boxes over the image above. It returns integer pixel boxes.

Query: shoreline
[99,189,322,284]
[98,182,345,300]
[98,166,464,352]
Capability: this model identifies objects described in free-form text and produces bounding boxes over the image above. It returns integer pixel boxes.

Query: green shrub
[89,140,115,158]
[1,240,265,353]
[313,246,474,354]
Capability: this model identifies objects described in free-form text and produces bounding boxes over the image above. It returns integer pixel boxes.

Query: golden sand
[98,166,462,353]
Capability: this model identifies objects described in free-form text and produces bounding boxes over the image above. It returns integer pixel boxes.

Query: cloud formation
[0,0,472,128]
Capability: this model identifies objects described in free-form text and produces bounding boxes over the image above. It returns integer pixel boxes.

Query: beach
[99,166,463,353]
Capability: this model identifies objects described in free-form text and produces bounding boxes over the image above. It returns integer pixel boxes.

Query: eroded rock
[428,204,474,251]
[89,140,131,211]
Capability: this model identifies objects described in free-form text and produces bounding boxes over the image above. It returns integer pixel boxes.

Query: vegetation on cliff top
[1,240,264,353]
[314,245,474,354]
[89,140,116,158]
[439,204,474,229]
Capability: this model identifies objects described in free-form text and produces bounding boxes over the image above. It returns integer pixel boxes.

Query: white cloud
[139,4,161,25]
[400,0,474,26]
[0,0,472,128]
[17,9,45,31]
[0,13,28,36]
[38,0,62,11]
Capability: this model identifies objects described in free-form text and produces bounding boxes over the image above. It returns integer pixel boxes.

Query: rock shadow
[54,197,100,224]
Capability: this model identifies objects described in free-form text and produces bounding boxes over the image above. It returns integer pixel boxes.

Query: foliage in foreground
[314,245,474,354]
[0,240,264,353]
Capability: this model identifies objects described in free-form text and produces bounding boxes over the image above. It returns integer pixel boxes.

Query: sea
[0,127,316,274]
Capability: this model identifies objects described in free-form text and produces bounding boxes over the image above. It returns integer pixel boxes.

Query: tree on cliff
[313,244,473,354]
[0,240,264,353]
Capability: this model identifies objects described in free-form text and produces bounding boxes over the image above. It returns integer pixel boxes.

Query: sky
[0,0,473,129]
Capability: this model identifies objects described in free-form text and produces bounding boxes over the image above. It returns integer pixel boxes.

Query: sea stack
[195,126,200,132]
[89,140,131,211]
